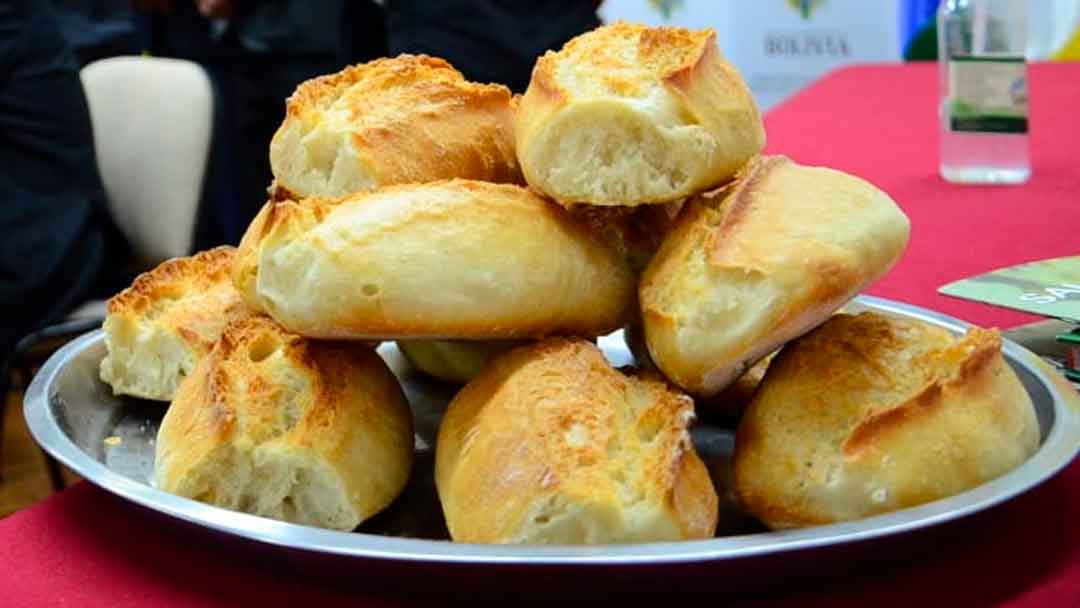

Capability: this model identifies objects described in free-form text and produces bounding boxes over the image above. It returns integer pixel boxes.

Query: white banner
[599,0,903,109]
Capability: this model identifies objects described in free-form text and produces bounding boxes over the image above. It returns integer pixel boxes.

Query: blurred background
[1,0,1079,515]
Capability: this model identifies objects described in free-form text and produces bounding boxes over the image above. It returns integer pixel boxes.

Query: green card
[939,255,1080,323]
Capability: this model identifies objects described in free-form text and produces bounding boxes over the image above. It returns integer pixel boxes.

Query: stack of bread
[97,23,1039,543]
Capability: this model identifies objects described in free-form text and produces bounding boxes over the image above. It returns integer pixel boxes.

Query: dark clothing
[231,0,343,55]
[0,0,123,353]
[136,1,217,64]
[52,0,139,66]
[386,0,601,92]
[339,0,388,67]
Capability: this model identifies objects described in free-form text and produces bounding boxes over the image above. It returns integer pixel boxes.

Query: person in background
[383,0,602,93]
[52,0,140,66]
[0,0,129,356]
[339,0,387,68]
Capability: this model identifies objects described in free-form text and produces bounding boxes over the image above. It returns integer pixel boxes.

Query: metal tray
[23,296,1080,566]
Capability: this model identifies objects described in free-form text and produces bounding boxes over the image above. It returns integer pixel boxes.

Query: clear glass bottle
[938,0,1031,184]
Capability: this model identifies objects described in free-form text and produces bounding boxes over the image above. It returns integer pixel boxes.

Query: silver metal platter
[23,296,1080,566]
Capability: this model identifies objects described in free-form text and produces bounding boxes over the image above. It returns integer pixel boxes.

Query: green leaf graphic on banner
[647,0,683,20]
[787,0,824,20]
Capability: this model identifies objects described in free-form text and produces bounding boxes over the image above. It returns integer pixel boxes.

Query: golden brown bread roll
[396,339,526,385]
[733,312,1039,529]
[155,316,413,531]
[99,246,256,401]
[639,156,910,398]
[270,54,520,199]
[435,339,718,544]
[233,179,635,340]
[515,22,765,207]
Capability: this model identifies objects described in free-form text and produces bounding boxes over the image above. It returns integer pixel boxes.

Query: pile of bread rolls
[98,23,1039,543]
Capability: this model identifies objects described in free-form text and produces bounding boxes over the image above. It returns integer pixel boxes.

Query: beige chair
[1,57,215,488]
[81,55,214,269]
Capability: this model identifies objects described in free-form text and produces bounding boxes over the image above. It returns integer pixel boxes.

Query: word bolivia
[764,32,851,57]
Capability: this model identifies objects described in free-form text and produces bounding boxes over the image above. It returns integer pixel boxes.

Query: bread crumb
[104,436,122,447]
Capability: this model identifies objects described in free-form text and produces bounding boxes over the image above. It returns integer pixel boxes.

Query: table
[1,63,1077,607]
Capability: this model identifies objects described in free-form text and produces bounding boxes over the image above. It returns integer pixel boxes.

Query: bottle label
[947,56,1028,133]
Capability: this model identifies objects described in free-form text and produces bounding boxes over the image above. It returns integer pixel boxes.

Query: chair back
[80,56,213,268]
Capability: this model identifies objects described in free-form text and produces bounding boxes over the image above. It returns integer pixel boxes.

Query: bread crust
[155,316,413,531]
[435,338,718,544]
[639,156,911,397]
[270,54,521,198]
[233,179,635,340]
[99,246,256,401]
[733,312,1040,529]
[515,22,765,206]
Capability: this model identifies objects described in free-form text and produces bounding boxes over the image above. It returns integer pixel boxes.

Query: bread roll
[397,339,526,385]
[515,22,764,207]
[155,316,413,531]
[99,246,255,401]
[270,54,520,199]
[734,312,1039,529]
[436,339,718,544]
[639,156,910,398]
[233,179,634,340]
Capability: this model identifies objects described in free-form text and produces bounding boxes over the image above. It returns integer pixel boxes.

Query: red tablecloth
[1,63,1078,607]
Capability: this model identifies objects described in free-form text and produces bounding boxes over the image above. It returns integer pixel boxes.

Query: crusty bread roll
[155,316,413,531]
[233,179,634,340]
[270,54,520,199]
[734,312,1039,529]
[639,156,910,398]
[397,339,526,385]
[99,246,255,401]
[436,339,718,544]
[515,22,765,207]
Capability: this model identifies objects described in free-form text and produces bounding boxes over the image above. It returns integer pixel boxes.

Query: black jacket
[0,0,119,352]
